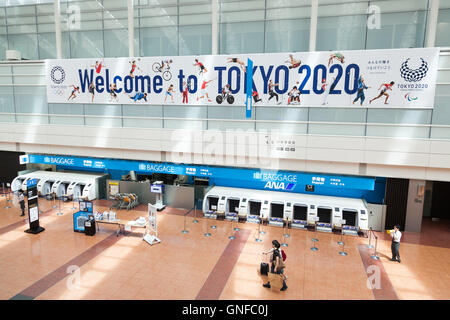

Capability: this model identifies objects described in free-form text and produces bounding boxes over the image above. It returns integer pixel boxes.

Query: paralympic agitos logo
[400,58,428,82]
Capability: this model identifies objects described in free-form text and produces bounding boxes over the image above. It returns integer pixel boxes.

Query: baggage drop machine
[204,194,219,219]
[316,206,333,232]
[247,199,262,224]
[291,203,308,229]
[268,201,285,227]
[225,197,240,222]
[342,209,360,236]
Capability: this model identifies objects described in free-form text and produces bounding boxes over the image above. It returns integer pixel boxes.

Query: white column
[128,0,135,57]
[54,0,62,59]
[425,0,439,47]
[405,180,426,232]
[211,0,219,55]
[309,0,318,52]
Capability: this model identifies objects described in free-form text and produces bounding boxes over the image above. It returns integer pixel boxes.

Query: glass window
[317,1,368,51]
[179,24,212,56]
[265,19,310,53]
[436,9,450,47]
[366,0,428,49]
[220,21,265,54]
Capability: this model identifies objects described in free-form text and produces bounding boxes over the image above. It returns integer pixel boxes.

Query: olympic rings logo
[52,88,65,96]
[51,66,66,84]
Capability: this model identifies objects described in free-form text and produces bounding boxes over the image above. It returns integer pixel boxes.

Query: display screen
[151,184,163,193]
[29,205,39,223]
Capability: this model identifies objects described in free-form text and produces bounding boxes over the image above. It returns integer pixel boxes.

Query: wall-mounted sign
[45,48,439,108]
[26,154,376,193]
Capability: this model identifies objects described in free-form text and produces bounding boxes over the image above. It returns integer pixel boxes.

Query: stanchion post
[281,221,288,247]
[259,218,265,235]
[181,210,189,234]
[370,235,380,260]
[234,214,240,231]
[52,193,57,209]
[337,229,344,246]
[204,214,212,237]
[311,221,319,251]
[193,205,199,224]
[228,217,236,240]
[6,184,12,203]
[210,215,217,229]
[367,228,374,249]
[283,220,290,238]
[56,196,63,216]
[255,220,262,242]
[4,184,11,209]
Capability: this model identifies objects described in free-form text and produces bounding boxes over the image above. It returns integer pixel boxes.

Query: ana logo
[404,93,418,101]
[400,58,428,82]
[264,181,295,191]
[50,66,66,84]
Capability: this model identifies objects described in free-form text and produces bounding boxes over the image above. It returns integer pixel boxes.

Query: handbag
[268,272,284,289]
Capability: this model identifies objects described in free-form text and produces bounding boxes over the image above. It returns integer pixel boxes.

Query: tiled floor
[0,194,449,300]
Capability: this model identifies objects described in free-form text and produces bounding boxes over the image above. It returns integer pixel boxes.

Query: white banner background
[45,48,439,108]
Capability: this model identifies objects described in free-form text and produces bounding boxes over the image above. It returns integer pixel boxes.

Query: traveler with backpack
[262,240,288,291]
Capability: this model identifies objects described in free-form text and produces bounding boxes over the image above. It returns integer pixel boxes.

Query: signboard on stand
[25,179,45,234]
[73,200,93,232]
[143,203,161,246]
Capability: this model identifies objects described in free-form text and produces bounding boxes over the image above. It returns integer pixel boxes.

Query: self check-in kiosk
[51,180,70,198]
[12,171,107,201]
[37,178,55,197]
[67,182,85,201]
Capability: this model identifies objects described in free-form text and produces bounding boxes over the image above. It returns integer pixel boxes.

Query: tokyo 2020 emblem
[50,66,66,84]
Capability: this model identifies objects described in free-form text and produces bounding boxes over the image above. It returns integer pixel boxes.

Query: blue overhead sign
[26,154,375,192]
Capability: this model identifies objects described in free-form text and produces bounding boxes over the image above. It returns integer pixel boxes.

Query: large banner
[46,48,439,108]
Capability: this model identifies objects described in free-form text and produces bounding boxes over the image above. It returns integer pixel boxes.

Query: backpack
[281,249,286,261]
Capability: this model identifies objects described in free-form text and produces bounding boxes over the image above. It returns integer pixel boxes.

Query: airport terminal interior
[1,0,450,301]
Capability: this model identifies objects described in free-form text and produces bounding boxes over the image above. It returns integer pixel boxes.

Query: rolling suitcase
[260,262,269,275]
[260,254,269,275]
[84,215,96,236]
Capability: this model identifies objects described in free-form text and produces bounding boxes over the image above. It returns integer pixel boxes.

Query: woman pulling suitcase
[262,240,288,291]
